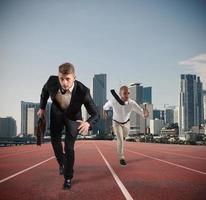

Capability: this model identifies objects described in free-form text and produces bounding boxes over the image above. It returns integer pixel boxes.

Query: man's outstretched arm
[132,101,149,118]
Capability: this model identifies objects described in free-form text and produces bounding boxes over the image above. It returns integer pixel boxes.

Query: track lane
[0,141,126,200]
[98,141,206,200]
[1,141,206,200]
[132,142,206,158]
[124,142,206,172]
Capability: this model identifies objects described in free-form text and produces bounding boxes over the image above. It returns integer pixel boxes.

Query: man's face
[58,72,75,90]
[119,88,130,102]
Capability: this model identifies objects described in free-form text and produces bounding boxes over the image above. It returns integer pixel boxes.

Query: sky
[0,0,206,134]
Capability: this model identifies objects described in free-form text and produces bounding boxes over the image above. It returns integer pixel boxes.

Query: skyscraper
[21,101,40,135]
[143,87,152,104]
[203,90,206,123]
[129,83,143,104]
[153,109,165,120]
[21,101,51,135]
[129,83,153,135]
[179,74,204,134]
[165,106,175,124]
[174,106,179,124]
[93,74,107,134]
[0,117,17,138]
[197,77,204,125]
[129,83,143,134]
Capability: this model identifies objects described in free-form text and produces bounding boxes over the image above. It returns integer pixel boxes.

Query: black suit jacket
[40,76,99,132]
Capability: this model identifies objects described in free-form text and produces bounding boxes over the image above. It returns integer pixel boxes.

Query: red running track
[0,141,206,200]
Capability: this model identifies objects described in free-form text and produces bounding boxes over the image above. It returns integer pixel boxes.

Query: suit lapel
[68,81,77,108]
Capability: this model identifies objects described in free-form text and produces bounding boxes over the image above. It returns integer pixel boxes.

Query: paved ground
[0,140,206,200]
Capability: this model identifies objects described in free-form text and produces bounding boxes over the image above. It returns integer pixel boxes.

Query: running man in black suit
[37,62,99,189]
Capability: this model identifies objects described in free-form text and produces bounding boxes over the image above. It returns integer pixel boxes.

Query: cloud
[178,53,206,89]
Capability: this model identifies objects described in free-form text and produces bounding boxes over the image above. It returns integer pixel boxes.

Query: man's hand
[143,108,149,118]
[76,120,90,135]
[37,109,45,118]
[103,110,108,119]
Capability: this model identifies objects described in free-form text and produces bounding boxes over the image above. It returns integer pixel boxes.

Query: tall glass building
[179,74,204,133]
[203,90,206,123]
[197,77,204,125]
[129,83,153,135]
[129,83,143,134]
[143,87,152,104]
[93,74,107,134]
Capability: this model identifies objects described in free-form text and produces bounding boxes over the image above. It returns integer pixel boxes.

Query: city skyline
[0,72,205,135]
[1,0,206,133]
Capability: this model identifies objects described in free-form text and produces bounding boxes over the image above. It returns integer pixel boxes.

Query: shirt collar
[68,82,75,93]
[124,101,129,105]
[124,98,131,105]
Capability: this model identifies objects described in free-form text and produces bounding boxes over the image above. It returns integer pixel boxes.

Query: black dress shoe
[63,179,72,190]
[120,159,127,166]
[59,165,64,175]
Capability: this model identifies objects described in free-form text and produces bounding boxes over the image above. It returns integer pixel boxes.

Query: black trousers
[50,105,79,180]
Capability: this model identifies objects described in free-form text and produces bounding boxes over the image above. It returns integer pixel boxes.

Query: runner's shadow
[72,179,81,185]
[126,157,148,164]
[73,173,111,185]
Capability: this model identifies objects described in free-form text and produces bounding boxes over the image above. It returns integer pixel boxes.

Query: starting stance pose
[37,63,99,189]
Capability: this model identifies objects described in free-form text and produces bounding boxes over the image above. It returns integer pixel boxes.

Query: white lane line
[0,144,53,159]
[0,156,55,184]
[94,143,133,200]
[125,148,206,176]
[0,148,51,159]
[151,150,206,161]
[126,142,206,161]
[0,142,86,184]
[103,142,206,176]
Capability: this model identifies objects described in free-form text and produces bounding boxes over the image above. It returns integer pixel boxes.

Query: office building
[174,106,179,124]
[165,106,175,124]
[153,109,164,120]
[143,87,152,104]
[129,83,143,134]
[93,74,108,134]
[150,119,165,135]
[179,75,204,134]
[0,117,17,138]
[203,90,206,123]
[21,101,51,135]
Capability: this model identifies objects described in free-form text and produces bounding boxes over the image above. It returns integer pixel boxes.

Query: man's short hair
[59,62,75,75]
[120,85,129,91]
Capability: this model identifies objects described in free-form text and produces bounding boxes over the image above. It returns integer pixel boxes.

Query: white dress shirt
[103,98,144,123]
